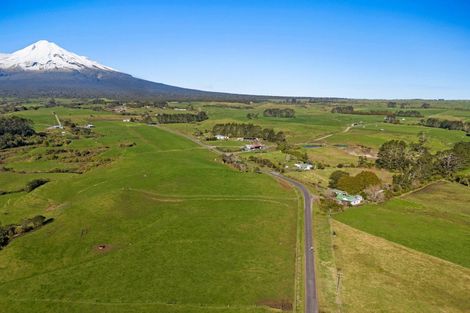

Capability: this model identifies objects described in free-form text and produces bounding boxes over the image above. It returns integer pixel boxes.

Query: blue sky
[1,0,469,99]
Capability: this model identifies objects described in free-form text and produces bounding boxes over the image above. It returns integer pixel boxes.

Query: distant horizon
[1,0,469,99]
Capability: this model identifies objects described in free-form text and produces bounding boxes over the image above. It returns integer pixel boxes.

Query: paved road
[269,172,319,313]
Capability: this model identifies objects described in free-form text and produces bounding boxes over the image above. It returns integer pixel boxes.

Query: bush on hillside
[24,179,49,192]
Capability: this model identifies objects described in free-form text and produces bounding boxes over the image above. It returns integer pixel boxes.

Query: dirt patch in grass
[257,299,293,311]
[344,145,377,158]
[45,202,68,212]
[93,244,113,253]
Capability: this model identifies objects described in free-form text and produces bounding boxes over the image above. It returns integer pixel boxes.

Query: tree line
[331,106,390,116]
[388,102,431,109]
[384,110,423,124]
[156,112,208,124]
[420,118,470,132]
[212,123,286,142]
[396,110,423,117]
[263,108,295,118]
[332,106,424,118]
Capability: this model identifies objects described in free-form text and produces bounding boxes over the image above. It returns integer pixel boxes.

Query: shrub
[24,179,49,192]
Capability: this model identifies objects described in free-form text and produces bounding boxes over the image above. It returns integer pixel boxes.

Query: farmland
[0,108,300,313]
[331,220,470,313]
[335,181,470,267]
[1,98,470,313]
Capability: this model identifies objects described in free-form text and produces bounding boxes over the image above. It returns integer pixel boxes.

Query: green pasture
[335,181,470,267]
[0,111,299,313]
[325,122,469,151]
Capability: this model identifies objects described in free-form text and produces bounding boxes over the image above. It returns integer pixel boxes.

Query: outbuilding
[294,163,313,171]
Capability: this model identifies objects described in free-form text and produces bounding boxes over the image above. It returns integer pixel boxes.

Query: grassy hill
[2,99,470,313]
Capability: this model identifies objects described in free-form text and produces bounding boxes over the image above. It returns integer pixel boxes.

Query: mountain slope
[0,40,268,100]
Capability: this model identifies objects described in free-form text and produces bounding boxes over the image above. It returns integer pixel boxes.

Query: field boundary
[333,220,470,271]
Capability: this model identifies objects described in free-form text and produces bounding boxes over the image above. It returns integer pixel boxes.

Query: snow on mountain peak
[0,40,115,72]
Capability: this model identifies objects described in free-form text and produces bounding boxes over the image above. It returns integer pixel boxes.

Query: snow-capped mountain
[0,40,114,72]
[0,40,263,100]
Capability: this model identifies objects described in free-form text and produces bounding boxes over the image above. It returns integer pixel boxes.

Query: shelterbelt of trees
[420,118,470,132]
[212,123,286,142]
[263,108,295,118]
[395,110,423,117]
[156,111,208,124]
